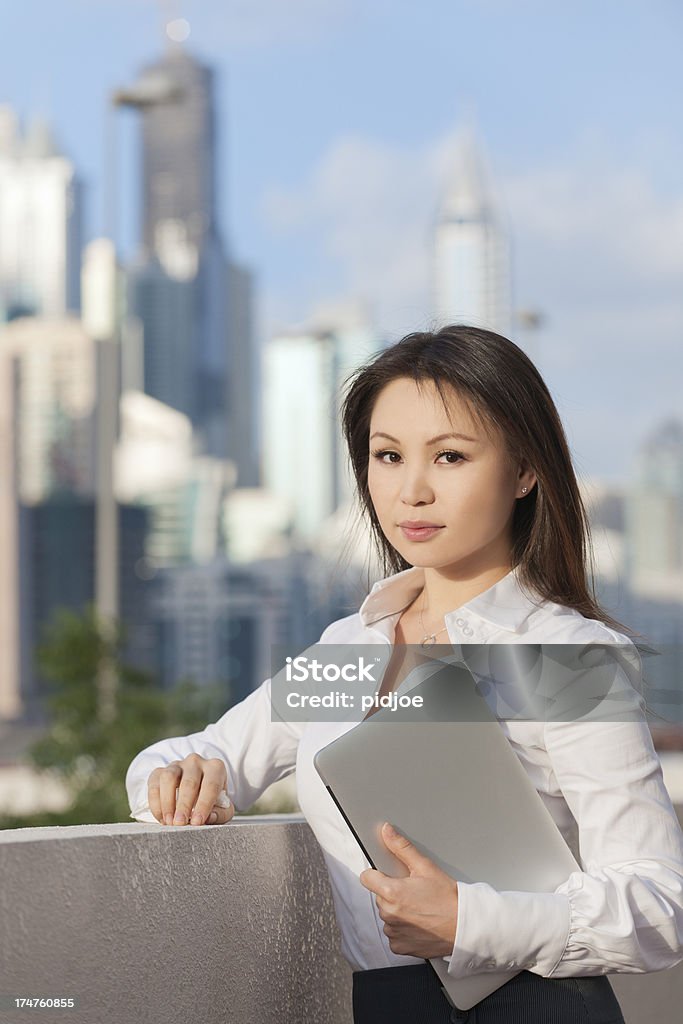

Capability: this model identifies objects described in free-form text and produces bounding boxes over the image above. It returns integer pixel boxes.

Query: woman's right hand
[147,754,235,826]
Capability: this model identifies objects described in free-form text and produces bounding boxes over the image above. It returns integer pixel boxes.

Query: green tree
[0,606,227,830]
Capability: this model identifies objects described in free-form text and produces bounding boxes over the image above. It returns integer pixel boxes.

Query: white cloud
[261,129,683,342]
[262,134,444,336]
[504,158,683,301]
[259,130,682,478]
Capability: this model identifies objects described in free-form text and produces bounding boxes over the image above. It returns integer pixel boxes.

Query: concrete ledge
[0,815,353,1024]
[2,815,683,1024]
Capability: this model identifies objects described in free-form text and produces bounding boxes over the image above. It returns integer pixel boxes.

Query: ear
[516,459,537,498]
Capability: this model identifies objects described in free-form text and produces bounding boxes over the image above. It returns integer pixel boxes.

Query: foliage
[0,606,228,830]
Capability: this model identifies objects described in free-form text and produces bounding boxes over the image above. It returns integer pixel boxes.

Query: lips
[398,520,443,528]
[398,523,445,542]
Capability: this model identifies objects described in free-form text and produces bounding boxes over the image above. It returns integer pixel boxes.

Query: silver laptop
[313,657,580,1011]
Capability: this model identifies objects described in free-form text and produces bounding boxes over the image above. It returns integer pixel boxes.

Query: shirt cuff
[129,806,158,823]
[445,881,572,978]
[128,780,154,822]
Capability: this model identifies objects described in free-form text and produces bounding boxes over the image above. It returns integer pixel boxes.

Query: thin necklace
[418,588,449,648]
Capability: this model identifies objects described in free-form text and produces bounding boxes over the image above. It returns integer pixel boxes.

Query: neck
[418,561,514,622]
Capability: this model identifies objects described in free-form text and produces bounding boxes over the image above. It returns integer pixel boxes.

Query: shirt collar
[358,563,545,634]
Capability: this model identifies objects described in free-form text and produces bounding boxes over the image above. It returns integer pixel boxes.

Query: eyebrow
[369,431,481,445]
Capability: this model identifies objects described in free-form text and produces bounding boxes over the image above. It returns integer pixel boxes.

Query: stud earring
[521,486,528,494]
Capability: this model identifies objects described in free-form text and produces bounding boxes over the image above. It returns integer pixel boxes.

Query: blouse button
[462,626,474,637]
[456,618,465,627]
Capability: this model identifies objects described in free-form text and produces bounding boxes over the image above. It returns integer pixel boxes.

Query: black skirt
[352,963,625,1024]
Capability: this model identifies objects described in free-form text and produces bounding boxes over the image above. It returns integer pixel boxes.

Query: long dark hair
[338,323,641,641]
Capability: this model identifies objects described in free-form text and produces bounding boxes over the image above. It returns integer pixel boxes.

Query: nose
[399,465,435,506]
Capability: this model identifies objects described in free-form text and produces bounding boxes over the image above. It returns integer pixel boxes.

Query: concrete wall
[0,816,353,1024]
[1,815,683,1024]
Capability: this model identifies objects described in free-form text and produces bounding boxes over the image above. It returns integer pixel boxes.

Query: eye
[369,449,466,465]
[370,449,401,464]
[435,449,465,464]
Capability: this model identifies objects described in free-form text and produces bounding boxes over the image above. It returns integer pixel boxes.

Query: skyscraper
[113,389,236,568]
[262,323,383,544]
[625,418,683,600]
[0,317,147,721]
[136,50,217,263]
[433,122,511,335]
[262,331,338,544]
[114,44,258,476]
[0,106,81,321]
[1,317,98,503]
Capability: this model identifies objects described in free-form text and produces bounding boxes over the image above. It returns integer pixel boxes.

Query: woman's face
[367,377,535,575]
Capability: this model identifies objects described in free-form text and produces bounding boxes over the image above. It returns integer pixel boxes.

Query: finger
[381,822,431,872]
[204,800,235,825]
[359,868,390,895]
[148,763,181,824]
[187,760,229,825]
[374,896,397,922]
[173,755,206,824]
[191,792,233,826]
[147,767,163,823]
[159,762,185,824]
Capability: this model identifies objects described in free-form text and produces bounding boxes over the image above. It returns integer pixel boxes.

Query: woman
[126,325,683,1023]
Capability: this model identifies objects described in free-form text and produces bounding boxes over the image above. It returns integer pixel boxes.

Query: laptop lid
[313,657,580,1011]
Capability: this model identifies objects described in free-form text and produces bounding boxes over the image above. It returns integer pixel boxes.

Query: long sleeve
[125,675,306,822]
[447,682,683,979]
[125,616,351,822]
[541,715,683,975]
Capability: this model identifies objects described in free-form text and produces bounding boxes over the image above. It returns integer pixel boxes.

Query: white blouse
[126,565,683,981]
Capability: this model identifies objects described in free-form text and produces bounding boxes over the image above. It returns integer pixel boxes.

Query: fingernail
[173,812,186,825]
[190,813,202,825]
[164,813,173,826]
[383,822,396,836]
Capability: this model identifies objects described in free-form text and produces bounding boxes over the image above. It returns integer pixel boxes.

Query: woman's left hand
[359,822,459,958]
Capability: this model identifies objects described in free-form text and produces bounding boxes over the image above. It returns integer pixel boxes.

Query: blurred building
[625,418,683,601]
[329,319,384,506]
[126,258,195,420]
[0,317,97,503]
[262,323,382,545]
[0,331,20,719]
[222,489,294,564]
[0,106,81,321]
[146,559,275,698]
[579,477,626,584]
[433,121,511,335]
[0,315,151,721]
[17,499,148,722]
[581,444,683,733]
[114,44,259,481]
[227,261,258,486]
[143,547,343,696]
[114,390,236,568]
[262,331,337,544]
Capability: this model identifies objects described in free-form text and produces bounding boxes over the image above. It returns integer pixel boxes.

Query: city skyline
[1,0,681,489]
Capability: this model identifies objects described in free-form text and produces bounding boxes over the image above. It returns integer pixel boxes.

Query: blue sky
[2,0,682,482]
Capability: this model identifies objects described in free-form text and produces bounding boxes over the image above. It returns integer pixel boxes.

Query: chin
[405,553,453,569]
